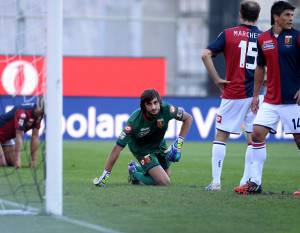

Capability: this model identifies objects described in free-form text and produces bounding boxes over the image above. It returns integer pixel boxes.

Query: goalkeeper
[94,89,193,186]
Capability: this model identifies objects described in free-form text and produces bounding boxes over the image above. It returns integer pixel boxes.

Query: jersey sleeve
[14,109,27,131]
[256,39,265,67]
[163,103,184,121]
[207,31,226,54]
[116,123,133,148]
[297,32,300,47]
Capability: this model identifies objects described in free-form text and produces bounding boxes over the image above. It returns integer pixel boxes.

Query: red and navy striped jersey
[208,24,261,99]
[257,28,300,104]
[0,103,42,143]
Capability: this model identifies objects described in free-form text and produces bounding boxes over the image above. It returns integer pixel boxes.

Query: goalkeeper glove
[93,169,110,187]
[165,136,184,162]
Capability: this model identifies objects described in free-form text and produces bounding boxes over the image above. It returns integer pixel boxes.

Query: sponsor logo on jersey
[18,119,24,127]
[262,40,275,50]
[124,125,132,134]
[216,115,222,124]
[138,127,150,137]
[20,113,26,118]
[157,118,164,128]
[284,35,292,46]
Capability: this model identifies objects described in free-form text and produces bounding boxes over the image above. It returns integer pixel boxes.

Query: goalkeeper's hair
[240,1,260,22]
[140,89,162,113]
[271,1,295,25]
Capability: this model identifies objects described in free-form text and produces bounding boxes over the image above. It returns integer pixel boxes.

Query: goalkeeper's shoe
[128,161,140,185]
[234,181,262,194]
[205,183,221,191]
[293,189,300,196]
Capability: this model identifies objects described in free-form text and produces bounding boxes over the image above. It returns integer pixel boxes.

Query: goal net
[0,0,62,215]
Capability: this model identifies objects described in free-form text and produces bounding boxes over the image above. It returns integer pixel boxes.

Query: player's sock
[240,144,253,185]
[133,171,156,185]
[211,141,226,185]
[250,142,266,186]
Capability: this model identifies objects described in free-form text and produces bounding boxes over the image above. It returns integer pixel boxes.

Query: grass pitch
[1,141,300,233]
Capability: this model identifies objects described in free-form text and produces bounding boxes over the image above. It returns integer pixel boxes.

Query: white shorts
[253,103,300,134]
[216,97,256,134]
[2,139,15,146]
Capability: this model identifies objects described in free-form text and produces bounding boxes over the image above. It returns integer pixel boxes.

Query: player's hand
[165,136,184,162]
[251,96,260,114]
[215,79,230,93]
[294,89,300,105]
[93,170,110,187]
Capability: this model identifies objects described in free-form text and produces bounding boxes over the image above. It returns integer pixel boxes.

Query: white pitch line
[52,215,125,233]
[0,199,124,233]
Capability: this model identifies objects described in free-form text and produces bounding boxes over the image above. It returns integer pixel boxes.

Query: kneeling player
[93,89,193,186]
[0,139,17,166]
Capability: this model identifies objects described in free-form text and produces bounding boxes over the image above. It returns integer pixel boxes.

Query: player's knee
[0,154,7,166]
[156,177,171,186]
[252,127,267,143]
[293,134,300,149]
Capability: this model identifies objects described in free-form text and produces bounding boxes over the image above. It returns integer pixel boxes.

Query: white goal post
[45,0,63,216]
[0,0,63,216]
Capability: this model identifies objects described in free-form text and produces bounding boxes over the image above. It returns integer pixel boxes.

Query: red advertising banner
[0,56,166,97]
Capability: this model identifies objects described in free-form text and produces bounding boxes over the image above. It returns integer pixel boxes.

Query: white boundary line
[53,215,124,233]
[0,198,124,233]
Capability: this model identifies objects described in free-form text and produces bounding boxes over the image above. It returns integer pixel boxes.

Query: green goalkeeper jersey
[116,103,183,158]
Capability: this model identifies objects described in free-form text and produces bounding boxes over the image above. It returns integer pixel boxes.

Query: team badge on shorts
[157,118,164,128]
[216,115,222,124]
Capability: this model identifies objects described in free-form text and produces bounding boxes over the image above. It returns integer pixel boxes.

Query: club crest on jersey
[262,40,275,50]
[216,115,222,124]
[284,35,292,45]
[157,118,164,128]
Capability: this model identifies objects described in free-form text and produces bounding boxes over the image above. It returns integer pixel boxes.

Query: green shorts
[137,152,171,174]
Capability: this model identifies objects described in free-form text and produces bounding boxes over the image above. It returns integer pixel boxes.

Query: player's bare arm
[15,130,24,168]
[178,111,193,138]
[93,144,124,186]
[201,48,230,92]
[294,89,300,105]
[251,65,265,114]
[0,145,7,166]
[104,144,124,172]
[29,128,40,168]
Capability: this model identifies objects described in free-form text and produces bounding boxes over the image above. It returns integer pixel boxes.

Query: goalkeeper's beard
[146,110,159,119]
